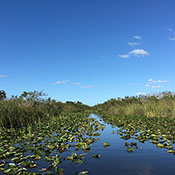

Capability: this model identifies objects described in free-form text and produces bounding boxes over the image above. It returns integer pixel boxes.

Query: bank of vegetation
[0,91,97,174]
[92,91,175,118]
[1,90,175,131]
[1,90,175,174]
[0,90,90,131]
[91,92,175,154]
[0,96,103,174]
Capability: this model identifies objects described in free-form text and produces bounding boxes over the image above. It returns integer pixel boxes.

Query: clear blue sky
[0,0,175,105]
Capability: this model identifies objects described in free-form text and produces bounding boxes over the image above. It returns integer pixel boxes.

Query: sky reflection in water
[76,114,175,175]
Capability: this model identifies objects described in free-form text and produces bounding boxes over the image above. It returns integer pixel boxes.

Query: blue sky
[0,0,175,105]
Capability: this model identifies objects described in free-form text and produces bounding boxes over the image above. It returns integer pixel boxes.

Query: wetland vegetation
[1,90,175,174]
[93,91,175,118]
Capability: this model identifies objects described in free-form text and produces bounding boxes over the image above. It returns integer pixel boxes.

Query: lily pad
[103,142,110,148]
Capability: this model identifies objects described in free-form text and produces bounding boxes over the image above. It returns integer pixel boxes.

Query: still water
[2,114,175,175]
[60,114,175,175]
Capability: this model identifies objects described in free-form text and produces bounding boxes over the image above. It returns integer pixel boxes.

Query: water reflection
[1,114,175,174]
[87,114,175,175]
[137,167,152,175]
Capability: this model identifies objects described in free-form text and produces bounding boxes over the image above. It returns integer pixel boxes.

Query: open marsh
[1,113,175,174]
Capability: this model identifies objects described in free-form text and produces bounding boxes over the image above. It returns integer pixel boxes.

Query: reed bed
[93,92,175,118]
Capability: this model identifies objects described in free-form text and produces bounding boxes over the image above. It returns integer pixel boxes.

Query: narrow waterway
[62,114,175,175]
[2,114,175,175]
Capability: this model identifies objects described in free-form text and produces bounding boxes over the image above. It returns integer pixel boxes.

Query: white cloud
[81,85,93,89]
[119,54,130,58]
[155,80,169,83]
[167,28,175,33]
[0,75,6,78]
[148,79,153,82]
[134,36,142,40]
[145,84,150,87]
[136,92,146,96]
[152,85,161,89]
[168,37,175,41]
[144,79,169,89]
[119,49,149,58]
[128,42,141,46]
[147,79,169,84]
[129,49,149,57]
[54,80,69,85]
[145,79,169,88]
[73,82,81,85]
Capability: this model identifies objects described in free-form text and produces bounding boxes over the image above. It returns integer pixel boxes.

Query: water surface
[66,114,175,175]
[2,114,175,175]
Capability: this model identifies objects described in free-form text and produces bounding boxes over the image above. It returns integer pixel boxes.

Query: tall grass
[93,92,175,118]
[0,91,90,130]
[1,90,175,131]
[0,99,48,129]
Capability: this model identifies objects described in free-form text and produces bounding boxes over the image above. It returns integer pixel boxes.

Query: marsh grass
[0,99,47,130]
[93,92,175,118]
[0,91,90,131]
[1,91,175,132]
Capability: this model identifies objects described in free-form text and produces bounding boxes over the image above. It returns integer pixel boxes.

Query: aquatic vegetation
[0,113,104,174]
[75,171,88,175]
[103,142,110,148]
[1,90,175,174]
[123,142,138,152]
[92,154,101,159]
[99,114,175,154]
[126,147,134,153]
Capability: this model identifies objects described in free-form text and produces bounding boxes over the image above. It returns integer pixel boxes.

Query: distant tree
[19,91,46,102]
[0,90,6,100]
[77,101,82,104]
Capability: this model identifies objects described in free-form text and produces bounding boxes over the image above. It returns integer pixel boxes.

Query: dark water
[59,114,175,175]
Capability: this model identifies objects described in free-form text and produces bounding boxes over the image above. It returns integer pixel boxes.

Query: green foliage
[0,113,103,174]
[0,91,90,130]
[1,90,175,130]
[92,91,175,118]
[100,113,175,153]
[0,90,6,100]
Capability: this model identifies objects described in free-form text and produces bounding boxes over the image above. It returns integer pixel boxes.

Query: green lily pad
[103,142,110,148]
[127,147,134,152]
[92,154,101,158]
[75,171,88,175]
